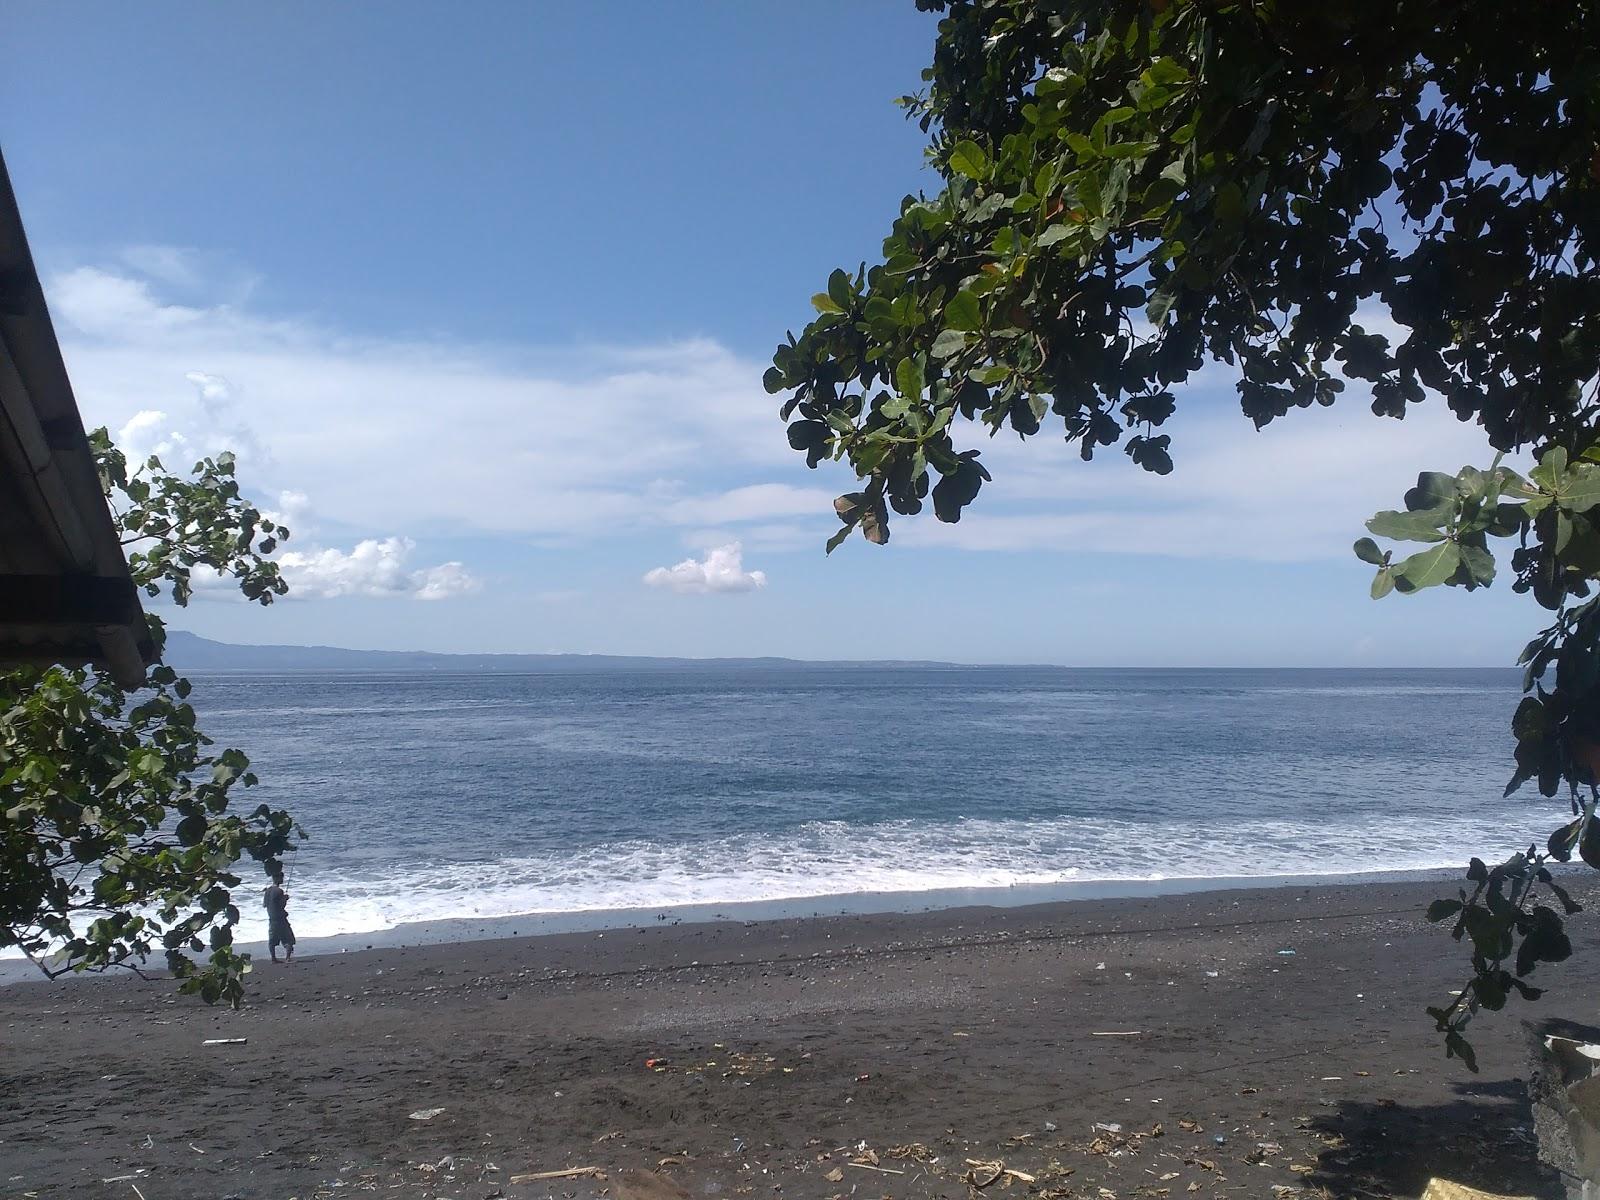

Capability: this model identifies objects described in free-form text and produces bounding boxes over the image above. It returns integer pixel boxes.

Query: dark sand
[4,877,1597,1200]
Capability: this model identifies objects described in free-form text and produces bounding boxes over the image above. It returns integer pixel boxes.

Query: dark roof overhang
[0,146,154,687]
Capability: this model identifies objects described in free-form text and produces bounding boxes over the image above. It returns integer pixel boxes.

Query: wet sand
[3,877,1594,1200]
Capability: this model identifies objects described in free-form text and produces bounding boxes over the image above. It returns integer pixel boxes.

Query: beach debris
[202,1037,247,1045]
[962,1160,1029,1188]
[824,1168,844,1182]
[1420,1181,1536,1200]
[507,1166,604,1183]
[1177,1119,1202,1133]
[645,1057,668,1070]
[101,1175,144,1185]
[1276,949,1297,956]
[408,1108,446,1121]
[594,1130,624,1143]
[1096,962,1106,970]
[847,1162,905,1175]
[1044,1121,1058,1133]
[1212,1135,1227,1147]
[1091,1030,1143,1037]
[1093,1123,1124,1134]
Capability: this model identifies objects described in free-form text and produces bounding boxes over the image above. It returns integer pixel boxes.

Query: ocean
[178,666,1551,948]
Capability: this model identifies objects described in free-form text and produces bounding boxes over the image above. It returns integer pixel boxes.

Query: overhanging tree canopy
[767,0,1600,1066]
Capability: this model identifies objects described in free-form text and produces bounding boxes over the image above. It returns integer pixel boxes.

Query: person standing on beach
[264,866,296,963]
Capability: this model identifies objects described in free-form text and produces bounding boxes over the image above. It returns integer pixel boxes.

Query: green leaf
[1394,541,1461,591]
[1405,472,1459,511]
[1547,817,1582,863]
[1370,567,1395,599]
[895,358,924,404]
[1458,543,1496,586]
[1146,287,1177,324]
[1353,537,1385,565]
[1581,817,1600,871]
[947,139,990,180]
[1366,507,1449,542]
[811,292,844,315]
[945,290,983,332]
[827,268,852,311]
[931,328,968,359]
[1559,463,1600,513]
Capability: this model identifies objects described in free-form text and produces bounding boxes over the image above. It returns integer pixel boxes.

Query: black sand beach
[4,877,1595,1199]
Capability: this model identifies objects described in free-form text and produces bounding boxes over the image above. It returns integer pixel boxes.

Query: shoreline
[3,874,1591,1198]
[0,864,1471,986]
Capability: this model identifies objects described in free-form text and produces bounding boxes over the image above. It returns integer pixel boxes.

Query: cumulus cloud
[278,537,479,601]
[110,368,264,467]
[643,543,767,595]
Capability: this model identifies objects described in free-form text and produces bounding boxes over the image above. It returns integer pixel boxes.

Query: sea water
[169,666,1550,946]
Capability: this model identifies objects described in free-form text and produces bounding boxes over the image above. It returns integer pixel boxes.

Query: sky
[1,4,1541,665]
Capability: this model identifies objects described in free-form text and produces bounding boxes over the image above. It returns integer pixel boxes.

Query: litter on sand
[202,1038,247,1045]
[1091,1030,1143,1037]
[408,1108,447,1121]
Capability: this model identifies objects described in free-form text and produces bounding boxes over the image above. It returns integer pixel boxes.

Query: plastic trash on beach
[1276,948,1297,956]
[408,1107,446,1121]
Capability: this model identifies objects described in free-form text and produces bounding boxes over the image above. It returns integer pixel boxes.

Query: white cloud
[53,250,1517,576]
[643,543,767,595]
[896,400,1516,561]
[277,537,479,601]
[660,483,837,526]
[50,259,813,549]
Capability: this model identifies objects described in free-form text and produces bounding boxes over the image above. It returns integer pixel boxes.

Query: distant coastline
[163,630,1522,674]
[163,630,970,673]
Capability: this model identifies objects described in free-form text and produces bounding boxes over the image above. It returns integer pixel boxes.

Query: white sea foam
[226,810,1553,944]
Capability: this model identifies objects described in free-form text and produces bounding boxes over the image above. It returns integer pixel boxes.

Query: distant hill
[162,630,965,673]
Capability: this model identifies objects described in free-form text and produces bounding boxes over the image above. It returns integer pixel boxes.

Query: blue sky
[3,4,1538,665]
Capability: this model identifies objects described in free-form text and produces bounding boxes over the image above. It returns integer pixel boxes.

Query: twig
[848,1162,906,1175]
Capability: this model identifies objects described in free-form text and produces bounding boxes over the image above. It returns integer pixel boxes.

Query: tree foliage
[768,0,1600,1063]
[0,432,298,1005]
